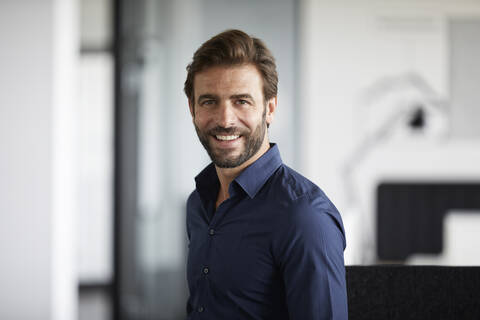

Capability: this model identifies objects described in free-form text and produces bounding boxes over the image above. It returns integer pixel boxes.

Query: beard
[194,109,267,168]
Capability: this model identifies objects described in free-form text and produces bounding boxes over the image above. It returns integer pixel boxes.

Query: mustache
[208,126,245,136]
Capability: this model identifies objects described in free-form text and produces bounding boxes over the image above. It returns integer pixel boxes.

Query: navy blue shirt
[186,144,348,320]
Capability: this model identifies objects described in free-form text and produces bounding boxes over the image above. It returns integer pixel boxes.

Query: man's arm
[185,192,195,317]
[275,196,348,320]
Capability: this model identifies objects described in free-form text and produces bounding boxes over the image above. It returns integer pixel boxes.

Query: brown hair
[184,29,278,104]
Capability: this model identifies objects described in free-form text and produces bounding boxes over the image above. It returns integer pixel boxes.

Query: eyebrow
[230,94,253,100]
[197,93,255,103]
[197,94,218,102]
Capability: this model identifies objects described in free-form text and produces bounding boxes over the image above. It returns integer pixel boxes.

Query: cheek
[243,113,264,129]
[193,111,209,127]
[194,115,216,135]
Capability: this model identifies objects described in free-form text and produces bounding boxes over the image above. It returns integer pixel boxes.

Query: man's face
[190,64,275,168]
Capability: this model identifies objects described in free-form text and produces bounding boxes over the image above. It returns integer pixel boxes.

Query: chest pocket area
[212,226,276,295]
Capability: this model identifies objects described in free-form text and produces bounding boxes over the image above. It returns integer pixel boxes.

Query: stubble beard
[194,109,267,168]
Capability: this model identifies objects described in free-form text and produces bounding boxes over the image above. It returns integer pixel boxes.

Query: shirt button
[209,229,215,235]
[198,306,204,313]
[203,267,209,274]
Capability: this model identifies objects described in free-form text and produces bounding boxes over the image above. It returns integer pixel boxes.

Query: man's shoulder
[271,164,328,203]
[270,165,345,242]
[186,189,201,210]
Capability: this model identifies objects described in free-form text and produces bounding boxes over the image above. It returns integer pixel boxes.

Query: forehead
[193,64,263,97]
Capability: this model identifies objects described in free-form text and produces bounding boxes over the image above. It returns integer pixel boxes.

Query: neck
[215,139,270,207]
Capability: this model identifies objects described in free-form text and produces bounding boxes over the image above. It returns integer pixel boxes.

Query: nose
[216,101,237,127]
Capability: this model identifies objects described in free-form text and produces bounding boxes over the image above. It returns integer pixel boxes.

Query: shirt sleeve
[185,191,195,316]
[186,191,196,242]
[274,194,348,320]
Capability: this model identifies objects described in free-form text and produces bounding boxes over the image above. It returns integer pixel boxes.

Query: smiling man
[184,30,348,320]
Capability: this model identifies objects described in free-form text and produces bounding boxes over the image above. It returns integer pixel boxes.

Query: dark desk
[377,182,480,261]
[346,265,480,320]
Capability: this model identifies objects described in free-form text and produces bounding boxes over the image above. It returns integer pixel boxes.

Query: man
[184,29,348,319]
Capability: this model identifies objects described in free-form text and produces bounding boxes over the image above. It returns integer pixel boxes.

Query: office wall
[0,0,77,319]
[298,0,480,263]
[450,19,480,138]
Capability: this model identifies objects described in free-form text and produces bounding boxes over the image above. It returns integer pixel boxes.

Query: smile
[215,135,240,141]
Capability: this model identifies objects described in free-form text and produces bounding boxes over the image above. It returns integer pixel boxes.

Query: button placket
[200,199,230,315]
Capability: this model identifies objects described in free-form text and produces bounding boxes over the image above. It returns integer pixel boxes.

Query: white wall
[0,0,78,319]
[299,0,480,263]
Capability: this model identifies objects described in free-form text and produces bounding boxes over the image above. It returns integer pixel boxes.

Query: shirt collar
[194,162,219,204]
[235,143,282,198]
[194,143,283,200]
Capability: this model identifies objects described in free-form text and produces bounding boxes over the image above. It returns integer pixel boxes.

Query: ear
[265,96,277,126]
[188,99,195,118]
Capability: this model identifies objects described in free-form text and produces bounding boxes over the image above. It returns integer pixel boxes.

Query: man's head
[184,29,278,106]
[185,30,278,169]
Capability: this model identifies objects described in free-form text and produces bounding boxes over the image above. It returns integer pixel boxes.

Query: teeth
[216,135,239,141]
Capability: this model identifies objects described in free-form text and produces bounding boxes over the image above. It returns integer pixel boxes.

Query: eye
[201,100,215,106]
[236,99,249,105]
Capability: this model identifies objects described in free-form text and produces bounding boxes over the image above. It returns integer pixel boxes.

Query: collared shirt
[186,144,348,320]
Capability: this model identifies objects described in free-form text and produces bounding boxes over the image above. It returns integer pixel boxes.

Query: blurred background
[1,0,480,319]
